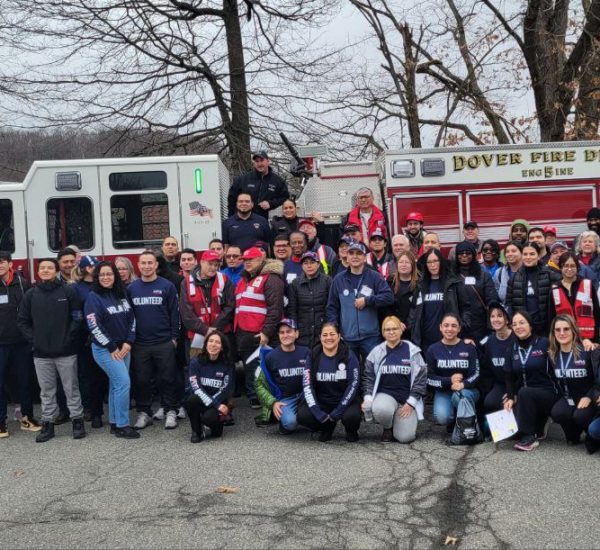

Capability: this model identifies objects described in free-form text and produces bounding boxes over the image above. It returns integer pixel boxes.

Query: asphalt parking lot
[1,402,598,549]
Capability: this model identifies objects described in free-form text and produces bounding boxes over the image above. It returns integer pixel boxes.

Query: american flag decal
[189,201,213,218]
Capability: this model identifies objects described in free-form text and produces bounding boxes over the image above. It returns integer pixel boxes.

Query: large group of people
[3,156,600,455]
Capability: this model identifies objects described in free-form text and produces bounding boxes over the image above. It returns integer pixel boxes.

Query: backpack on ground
[448,392,483,445]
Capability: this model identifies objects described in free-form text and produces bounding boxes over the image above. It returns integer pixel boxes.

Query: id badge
[567,398,575,407]
[464,276,476,285]
[0,295,7,304]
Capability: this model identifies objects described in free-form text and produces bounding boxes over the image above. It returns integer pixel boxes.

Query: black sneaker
[109,423,116,435]
[585,435,600,455]
[0,421,7,439]
[250,398,261,410]
[36,421,55,443]
[115,426,140,439]
[91,416,103,429]
[223,413,235,426]
[191,429,205,443]
[318,430,333,443]
[72,418,87,439]
[254,414,276,427]
[278,424,293,435]
[346,431,359,443]
[54,411,69,425]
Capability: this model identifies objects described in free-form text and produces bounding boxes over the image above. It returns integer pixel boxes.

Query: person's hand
[582,339,596,351]
[310,211,324,223]
[450,373,464,384]
[218,404,229,415]
[256,332,269,346]
[464,338,476,346]
[504,398,514,412]
[110,349,120,361]
[577,397,592,409]
[272,401,286,420]
[172,338,178,348]
[321,414,331,423]
[361,399,373,412]
[259,200,270,210]
[451,382,464,391]
[354,297,366,310]
[206,327,216,336]
[119,342,131,358]
[398,403,414,418]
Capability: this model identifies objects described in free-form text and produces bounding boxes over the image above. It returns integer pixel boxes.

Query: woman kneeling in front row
[426,314,480,431]
[362,316,427,443]
[186,331,234,443]
[298,323,361,442]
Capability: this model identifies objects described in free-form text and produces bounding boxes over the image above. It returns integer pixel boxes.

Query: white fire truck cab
[0,155,229,279]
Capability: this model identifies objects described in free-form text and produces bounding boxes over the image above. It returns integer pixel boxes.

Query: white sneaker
[165,410,178,430]
[152,407,165,421]
[177,406,187,420]
[134,412,153,430]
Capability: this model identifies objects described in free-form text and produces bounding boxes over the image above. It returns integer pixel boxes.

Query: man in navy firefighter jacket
[327,241,394,362]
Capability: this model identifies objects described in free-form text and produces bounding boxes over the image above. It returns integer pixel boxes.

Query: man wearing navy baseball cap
[327,240,394,362]
[227,150,290,218]
[254,318,309,433]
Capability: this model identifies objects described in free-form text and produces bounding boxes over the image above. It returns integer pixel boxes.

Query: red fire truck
[380,141,598,247]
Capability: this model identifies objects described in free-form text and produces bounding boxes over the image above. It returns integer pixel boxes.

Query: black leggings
[514,386,559,437]
[185,394,224,437]
[551,397,597,442]
[297,400,361,434]
[483,383,506,414]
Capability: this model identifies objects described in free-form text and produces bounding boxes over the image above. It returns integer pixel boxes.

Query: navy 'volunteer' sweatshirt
[127,276,180,345]
[426,340,479,390]
[188,356,234,408]
[84,291,136,352]
[263,346,309,398]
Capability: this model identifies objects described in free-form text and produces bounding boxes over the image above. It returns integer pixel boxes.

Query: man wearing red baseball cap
[179,250,236,352]
[234,247,285,408]
[543,226,557,247]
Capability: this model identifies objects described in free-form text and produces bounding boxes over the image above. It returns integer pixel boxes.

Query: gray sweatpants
[34,355,84,422]
[372,392,418,443]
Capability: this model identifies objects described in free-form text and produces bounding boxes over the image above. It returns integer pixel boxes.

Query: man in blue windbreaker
[326,241,394,363]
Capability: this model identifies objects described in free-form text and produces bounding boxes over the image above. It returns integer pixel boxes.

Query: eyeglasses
[99,273,114,278]
[458,251,473,256]
[225,254,240,259]
[426,259,440,265]
[481,248,494,253]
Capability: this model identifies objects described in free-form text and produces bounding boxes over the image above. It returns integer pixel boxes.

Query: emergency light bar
[391,160,415,178]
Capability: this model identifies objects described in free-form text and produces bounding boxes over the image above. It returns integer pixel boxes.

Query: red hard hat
[406,211,424,223]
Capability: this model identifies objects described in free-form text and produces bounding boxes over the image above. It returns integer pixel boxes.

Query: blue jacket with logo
[326,267,394,342]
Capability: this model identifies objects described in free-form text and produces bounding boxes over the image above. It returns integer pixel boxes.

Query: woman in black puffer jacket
[450,241,499,342]
[286,251,332,349]
[506,241,561,335]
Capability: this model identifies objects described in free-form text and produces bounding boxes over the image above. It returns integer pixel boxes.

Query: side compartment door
[25,166,101,263]
[99,163,180,258]
[393,191,463,246]
[178,159,225,251]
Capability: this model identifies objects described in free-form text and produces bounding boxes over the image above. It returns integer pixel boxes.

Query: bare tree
[314,0,600,153]
[2,0,340,174]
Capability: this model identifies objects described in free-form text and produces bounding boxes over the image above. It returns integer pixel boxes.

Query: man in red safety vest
[345,187,387,243]
[234,247,284,408]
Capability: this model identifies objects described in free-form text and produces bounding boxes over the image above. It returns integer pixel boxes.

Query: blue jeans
[588,415,600,441]
[346,335,381,364]
[0,342,35,423]
[92,344,131,428]
[279,393,303,432]
[433,388,480,425]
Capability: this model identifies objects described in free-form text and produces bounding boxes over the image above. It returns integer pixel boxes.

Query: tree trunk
[223,0,251,174]
[400,24,422,149]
